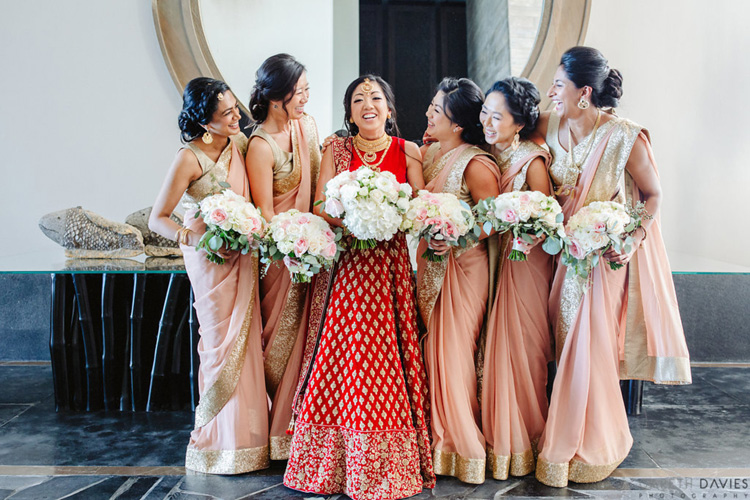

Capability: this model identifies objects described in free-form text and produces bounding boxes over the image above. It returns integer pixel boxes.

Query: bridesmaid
[245,53,321,460]
[416,77,501,484]
[478,77,554,480]
[149,78,269,474]
[535,46,691,487]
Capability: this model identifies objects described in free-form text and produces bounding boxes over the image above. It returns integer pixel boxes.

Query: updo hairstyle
[560,46,623,108]
[435,77,485,145]
[249,53,306,123]
[177,77,230,143]
[485,77,541,139]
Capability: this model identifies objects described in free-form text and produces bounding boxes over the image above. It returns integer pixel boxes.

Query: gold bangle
[175,227,191,246]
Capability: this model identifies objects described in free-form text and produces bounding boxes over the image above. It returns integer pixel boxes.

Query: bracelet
[174,227,191,246]
[638,226,648,243]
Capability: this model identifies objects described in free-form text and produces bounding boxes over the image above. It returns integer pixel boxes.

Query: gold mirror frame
[152,0,590,113]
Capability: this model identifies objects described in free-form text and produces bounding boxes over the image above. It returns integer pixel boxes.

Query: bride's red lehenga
[283,136,435,500]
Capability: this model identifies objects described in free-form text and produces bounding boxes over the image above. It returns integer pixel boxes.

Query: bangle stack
[175,227,192,246]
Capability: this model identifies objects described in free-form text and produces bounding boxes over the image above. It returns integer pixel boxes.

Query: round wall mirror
[153,0,589,137]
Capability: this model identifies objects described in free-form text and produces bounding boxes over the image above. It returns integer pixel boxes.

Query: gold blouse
[249,126,299,197]
[422,143,475,206]
[181,133,248,208]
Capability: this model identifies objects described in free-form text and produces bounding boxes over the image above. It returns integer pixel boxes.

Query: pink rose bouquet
[401,190,477,262]
[260,209,344,283]
[196,189,265,264]
[562,200,651,278]
[474,191,565,261]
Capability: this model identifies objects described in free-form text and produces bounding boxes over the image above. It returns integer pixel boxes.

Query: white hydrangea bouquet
[561,200,651,278]
[474,191,565,261]
[321,167,412,249]
[400,190,478,262]
[196,189,266,264]
[260,209,344,283]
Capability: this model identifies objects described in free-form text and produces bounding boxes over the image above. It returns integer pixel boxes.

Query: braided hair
[485,77,541,139]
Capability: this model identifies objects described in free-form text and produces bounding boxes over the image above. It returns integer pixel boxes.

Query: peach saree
[417,143,500,484]
[481,141,554,480]
[536,113,691,487]
[180,134,269,474]
[249,114,321,460]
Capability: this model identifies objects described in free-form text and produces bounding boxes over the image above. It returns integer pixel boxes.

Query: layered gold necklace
[353,133,392,170]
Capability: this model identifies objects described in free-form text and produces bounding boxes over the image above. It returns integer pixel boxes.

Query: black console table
[2,250,644,415]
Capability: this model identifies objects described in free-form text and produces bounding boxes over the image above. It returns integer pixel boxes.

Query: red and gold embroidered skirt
[284,233,435,500]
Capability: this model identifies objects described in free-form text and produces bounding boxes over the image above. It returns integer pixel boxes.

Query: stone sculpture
[125,207,183,257]
[39,207,144,258]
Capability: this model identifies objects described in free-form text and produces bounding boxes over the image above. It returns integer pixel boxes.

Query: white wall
[0,1,182,259]
[585,0,750,271]
[200,0,337,137]
[1,0,747,272]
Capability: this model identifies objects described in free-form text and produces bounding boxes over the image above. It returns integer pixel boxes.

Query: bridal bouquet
[562,200,651,278]
[401,190,478,262]
[196,189,265,264]
[260,209,344,283]
[474,191,565,261]
[322,167,412,249]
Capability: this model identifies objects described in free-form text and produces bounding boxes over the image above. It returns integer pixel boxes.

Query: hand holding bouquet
[474,191,565,261]
[196,189,265,264]
[260,209,344,283]
[562,200,651,278]
[401,190,477,262]
[321,167,412,249]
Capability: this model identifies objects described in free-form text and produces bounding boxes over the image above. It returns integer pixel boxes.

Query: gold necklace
[353,134,392,169]
[567,109,601,172]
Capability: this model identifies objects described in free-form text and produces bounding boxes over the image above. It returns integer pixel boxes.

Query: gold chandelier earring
[577,97,590,109]
[512,132,520,151]
[202,130,213,144]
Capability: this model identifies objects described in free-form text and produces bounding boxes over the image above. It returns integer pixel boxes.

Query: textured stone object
[39,206,144,258]
[125,207,183,257]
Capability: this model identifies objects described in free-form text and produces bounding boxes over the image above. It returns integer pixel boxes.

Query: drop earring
[202,131,213,144]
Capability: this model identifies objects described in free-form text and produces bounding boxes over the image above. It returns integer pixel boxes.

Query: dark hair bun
[436,77,485,145]
[249,53,306,123]
[560,46,623,109]
[486,77,541,139]
[598,68,624,108]
[178,77,230,143]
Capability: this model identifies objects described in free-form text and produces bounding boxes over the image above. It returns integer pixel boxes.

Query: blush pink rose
[415,208,429,222]
[325,198,344,218]
[501,209,519,224]
[209,208,227,224]
[297,215,310,225]
[568,238,586,260]
[294,238,309,257]
[592,221,607,234]
[440,220,458,240]
[321,242,337,259]
[519,193,531,205]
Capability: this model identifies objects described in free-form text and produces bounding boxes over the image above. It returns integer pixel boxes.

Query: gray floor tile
[179,474,284,499]
[8,475,106,499]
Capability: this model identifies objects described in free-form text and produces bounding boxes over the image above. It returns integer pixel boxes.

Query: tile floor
[1,364,749,499]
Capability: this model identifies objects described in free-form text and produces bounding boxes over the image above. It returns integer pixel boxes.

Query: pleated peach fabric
[536,113,690,487]
[181,135,270,474]
[481,141,553,480]
[417,143,500,484]
[248,115,320,460]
